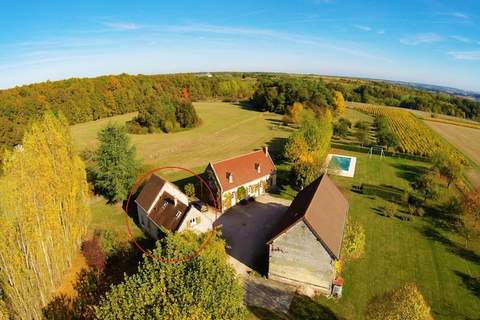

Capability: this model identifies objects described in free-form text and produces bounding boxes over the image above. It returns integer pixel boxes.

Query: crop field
[71,102,292,174]
[424,120,480,166]
[351,103,464,160]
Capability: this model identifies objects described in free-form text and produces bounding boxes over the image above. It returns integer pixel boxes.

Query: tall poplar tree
[0,112,90,319]
[92,124,139,202]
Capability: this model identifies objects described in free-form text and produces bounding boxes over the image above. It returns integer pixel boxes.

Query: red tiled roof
[267,174,348,259]
[210,149,276,191]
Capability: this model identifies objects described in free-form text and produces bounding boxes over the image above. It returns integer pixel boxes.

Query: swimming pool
[325,154,357,177]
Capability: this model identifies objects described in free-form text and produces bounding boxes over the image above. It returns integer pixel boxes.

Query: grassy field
[71,102,291,172]
[319,150,480,319]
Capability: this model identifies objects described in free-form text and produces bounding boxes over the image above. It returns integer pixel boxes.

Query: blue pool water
[330,156,352,171]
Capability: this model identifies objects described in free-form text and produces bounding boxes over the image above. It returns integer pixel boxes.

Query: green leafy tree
[413,172,440,202]
[333,121,349,137]
[96,232,247,319]
[93,124,140,202]
[355,127,370,146]
[284,111,333,165]
[0,113,90,319]
[291,162,321,190]
[366,283,433,320]
[431,151,464,188]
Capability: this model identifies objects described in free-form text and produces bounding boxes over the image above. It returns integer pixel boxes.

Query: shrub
[94,229,118,256]
[184,183,196,198]
[125,121,149,134]
[333,121,349,137]
[366,283,433,320]
[237,186,247,201]
[383,202,398,217]
[342,217,366,261]
[81,238,106,272]
[355,120,368,130]
[338,117,352,128]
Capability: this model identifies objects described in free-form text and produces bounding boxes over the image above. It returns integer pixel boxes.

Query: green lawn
[89,198,145,241]
[312,149,480,320]
[71,102,292,170]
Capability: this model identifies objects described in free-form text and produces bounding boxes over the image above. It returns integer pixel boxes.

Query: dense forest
[0,74,255,150]
[324,77,480,120]
[251,77,335,114]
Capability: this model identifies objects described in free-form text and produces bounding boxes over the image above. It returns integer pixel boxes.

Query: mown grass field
[71,102,292,172]
[321,150,480,320]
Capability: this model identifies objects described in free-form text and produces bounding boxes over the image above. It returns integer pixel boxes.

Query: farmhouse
[135,174,212,239]
[267,174,348,295]
[205,147,276,212]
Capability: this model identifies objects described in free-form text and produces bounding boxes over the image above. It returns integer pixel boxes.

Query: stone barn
[267,174,348,295]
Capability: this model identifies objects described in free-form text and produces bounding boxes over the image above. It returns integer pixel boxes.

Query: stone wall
[268,221,334,294]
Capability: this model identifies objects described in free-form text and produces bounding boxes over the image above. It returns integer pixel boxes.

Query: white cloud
[377,29,385,35]
[447,12,469,20]
[400,33,444,45]
[448,51,480,61]
[354,25,372,32]
[450,35,471,43]
[166,23,389,61]
[103,22,142,30]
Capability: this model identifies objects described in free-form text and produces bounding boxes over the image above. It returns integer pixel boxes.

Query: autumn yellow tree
[366,283,433,320]
[334,91,346,114]
[283,102,304,124]
[0,112,90,319]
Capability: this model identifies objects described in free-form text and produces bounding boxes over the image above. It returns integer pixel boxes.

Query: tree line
[0,74,256,152]
[325,78,480,120]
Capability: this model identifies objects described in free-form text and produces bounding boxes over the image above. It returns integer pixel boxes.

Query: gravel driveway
[214,195,291,274]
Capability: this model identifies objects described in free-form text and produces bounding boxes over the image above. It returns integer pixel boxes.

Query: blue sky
[1,0,479,91]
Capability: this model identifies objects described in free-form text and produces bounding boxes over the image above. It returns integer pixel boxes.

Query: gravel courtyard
[214,194,291,274]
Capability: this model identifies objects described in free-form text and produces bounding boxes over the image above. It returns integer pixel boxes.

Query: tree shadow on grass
[247,306,289,320]
[289,295,341,320]
[421,226,479,265]
[454,271,480,299]
[423,203,460,233]
[390,163,428,184]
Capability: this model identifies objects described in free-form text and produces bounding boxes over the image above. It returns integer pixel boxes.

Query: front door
[231,191,236,206]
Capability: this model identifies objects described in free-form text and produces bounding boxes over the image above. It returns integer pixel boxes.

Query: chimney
[262,146,268,156]
[227,172,233,183]
[255,163,261,173]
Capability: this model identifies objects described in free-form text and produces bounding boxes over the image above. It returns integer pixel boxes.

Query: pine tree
[0,112,90,319]
[92,124,139,202]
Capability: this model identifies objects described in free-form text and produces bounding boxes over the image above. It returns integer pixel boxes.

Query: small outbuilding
[267,174,348,295]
